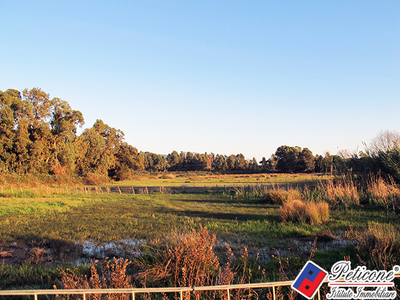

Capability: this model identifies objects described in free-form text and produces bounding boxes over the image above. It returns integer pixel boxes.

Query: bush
[280,199,329,225]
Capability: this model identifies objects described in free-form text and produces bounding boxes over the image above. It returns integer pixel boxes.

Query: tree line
[1,88,399,181]
[0,88,143,180]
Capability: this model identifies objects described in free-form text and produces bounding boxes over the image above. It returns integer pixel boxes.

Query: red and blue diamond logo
[291,261,328,299]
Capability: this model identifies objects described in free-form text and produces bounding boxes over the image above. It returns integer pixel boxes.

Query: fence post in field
[180,290,183,300]
[132,292,135,300]
[227,288,231,300]
[272,286,276,300]
[132,186,135,194]
[118,186,122,194]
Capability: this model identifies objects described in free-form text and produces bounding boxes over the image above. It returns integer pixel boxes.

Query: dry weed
[55,258,132,300]
[28,247,51,264]
[135,227,255,300]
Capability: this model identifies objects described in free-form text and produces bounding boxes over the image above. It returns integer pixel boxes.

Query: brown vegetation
[280,199,329,225]
[321,178,359,206]
[56,258,132,300]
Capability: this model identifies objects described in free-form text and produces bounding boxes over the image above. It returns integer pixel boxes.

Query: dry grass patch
[280,200,329,225]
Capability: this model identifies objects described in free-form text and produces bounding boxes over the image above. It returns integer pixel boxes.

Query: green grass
[1,192,398,248]
[1,189,399,291]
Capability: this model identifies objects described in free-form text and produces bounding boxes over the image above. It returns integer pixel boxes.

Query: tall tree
[77,119,124,175]
[275,145,301,173]
[297,148,315,173]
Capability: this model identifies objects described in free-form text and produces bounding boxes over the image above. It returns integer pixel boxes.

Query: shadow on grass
[1,234,83,265]
[174,198,278,208]
[156,206,280,222]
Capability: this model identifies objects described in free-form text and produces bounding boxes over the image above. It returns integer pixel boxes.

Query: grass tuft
[280,199,329,225]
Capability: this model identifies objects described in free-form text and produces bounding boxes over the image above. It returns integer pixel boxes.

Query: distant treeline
[1,88,399,181]
[142,148,342,174]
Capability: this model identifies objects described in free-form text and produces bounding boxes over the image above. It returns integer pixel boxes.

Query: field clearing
[1,192,397,257]
[1,174,400,291]
[108,173,332,187]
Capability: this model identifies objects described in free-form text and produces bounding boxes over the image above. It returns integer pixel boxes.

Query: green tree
[110,142,143,180]
[297,148,315,173]
[212,154,228,172]
[167,150,181,171]
[77,120,124,175]
[275,145,301,173]
[249,157,259,172]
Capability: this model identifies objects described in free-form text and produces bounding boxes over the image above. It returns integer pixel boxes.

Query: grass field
[0,173,399,293]
[107,172,332,187]
[2,191,396,245]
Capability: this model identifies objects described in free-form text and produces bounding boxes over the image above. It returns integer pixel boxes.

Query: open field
[1,174,400,294]
[3,192,396,247]
[107,172,333,187]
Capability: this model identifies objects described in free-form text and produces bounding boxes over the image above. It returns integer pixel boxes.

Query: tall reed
[320,178,359,206]
[366,174,400,211]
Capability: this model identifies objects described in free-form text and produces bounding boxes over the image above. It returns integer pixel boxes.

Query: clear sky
[1,0,399,161]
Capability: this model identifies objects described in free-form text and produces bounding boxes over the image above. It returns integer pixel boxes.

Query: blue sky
[1,0,399,161]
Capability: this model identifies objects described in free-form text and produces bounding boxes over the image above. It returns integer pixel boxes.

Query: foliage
[350,130,400,182]
[0,88,142,178]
